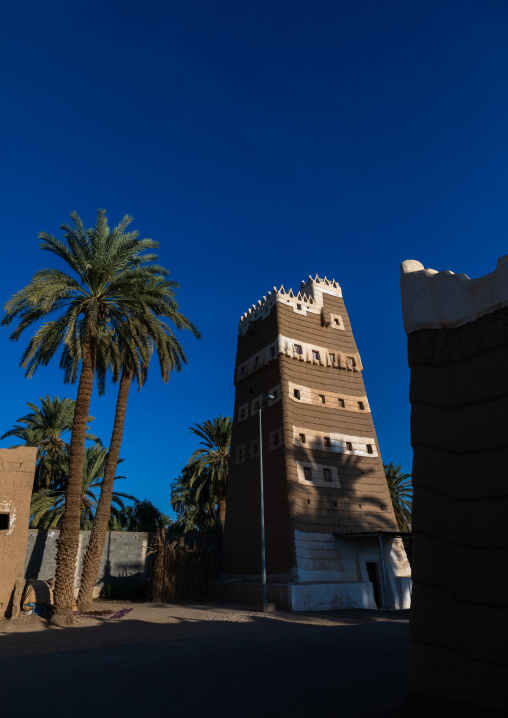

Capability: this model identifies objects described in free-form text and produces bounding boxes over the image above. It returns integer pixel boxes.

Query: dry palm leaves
[148,530,213,602]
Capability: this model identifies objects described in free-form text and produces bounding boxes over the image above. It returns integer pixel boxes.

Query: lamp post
[258,394,274,607]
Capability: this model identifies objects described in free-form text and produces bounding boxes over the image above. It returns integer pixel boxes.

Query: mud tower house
[0,447,37,617]
[217,275,411,611]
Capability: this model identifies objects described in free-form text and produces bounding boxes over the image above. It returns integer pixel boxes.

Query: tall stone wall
[401,258,508,711]
[0,447,37,617]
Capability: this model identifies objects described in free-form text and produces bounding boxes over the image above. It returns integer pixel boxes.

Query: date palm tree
[109,499,171,532]
[2,209,190,624]
[29,444,137,529]
[384,462,412,532]
[77,299,200,611]
[170,472,223,533]
[172,417,232,529]
[1,395,99,490]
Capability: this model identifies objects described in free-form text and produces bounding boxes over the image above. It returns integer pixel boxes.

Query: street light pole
[258,394,274,607]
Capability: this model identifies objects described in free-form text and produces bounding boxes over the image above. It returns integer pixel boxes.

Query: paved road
[0,614,409,718]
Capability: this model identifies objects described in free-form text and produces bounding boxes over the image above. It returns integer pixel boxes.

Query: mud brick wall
[405,271,508,710]
[223,277,403,581]
[0,447,37,617]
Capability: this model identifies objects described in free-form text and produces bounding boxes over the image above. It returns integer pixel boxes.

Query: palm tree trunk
[77,370,132,612]
[218,485,226,530]
[51,336,95,625]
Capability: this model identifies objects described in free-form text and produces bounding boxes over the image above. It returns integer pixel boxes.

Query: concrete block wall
[25,530,223,592]
[25,530,154,589]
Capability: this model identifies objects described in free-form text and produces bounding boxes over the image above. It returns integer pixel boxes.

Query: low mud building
[0,446,37,617]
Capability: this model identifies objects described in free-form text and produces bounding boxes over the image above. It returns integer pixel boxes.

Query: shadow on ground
[0,603,410,718]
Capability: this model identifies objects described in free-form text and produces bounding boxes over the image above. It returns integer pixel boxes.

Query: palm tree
[384,463,412,532]
[29,445,138,529]
[171,417,232,529]
[2,209,185,623]
[114,499,172,532]
[77,283,200,611]
[170,473,222,533]
[1,395,99,490]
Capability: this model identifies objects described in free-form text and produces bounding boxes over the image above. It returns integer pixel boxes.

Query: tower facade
[220,275,411,610]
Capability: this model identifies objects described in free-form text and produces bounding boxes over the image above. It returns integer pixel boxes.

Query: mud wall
[0,447,37,617]
[402,259,508,711]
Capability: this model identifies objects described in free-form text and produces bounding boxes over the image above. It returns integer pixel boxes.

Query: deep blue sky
[2,1,508,515]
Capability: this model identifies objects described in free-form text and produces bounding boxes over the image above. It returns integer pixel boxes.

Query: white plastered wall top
[400,256,508,333]
[238,275,342,335]
[235,335,362,382]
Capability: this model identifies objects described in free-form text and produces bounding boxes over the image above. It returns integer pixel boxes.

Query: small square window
[0,514,9,531]
[273,390,277,399]
[299,433,306,444]
[240,409,245,419]
[294,389,301,400]
[323,468,332,482]
[334,318,340,326]
[254,402,259,411]
[329,353,335,363]
[238,450,243,459]
[240,367,245,377]
[297,303,302,310]
[303,467,312,481]
[338,398,345,408]
[367,444,373,454]
[254,357,259,367]
[346,442,353,451]
[348,357,356,368]
[358,401,364,410]
[324,437,331,447]
[253,444,258,454]
[273,434,279,445]
[319,394,325,404]
[312,350,320,361]
[270,346,276,357]
[294,344,303,355]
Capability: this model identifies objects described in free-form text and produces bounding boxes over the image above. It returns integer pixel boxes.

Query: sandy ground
[0,600,407,657]
[0,602,412,718]
[1,604,502,718]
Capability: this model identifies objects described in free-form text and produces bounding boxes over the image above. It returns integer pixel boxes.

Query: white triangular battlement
[238,274,342,334]
[299,275,342,300]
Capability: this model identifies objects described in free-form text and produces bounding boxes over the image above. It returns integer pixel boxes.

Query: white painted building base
[213,530,412,612]
[293,529,412,610]
[290,581,377,611]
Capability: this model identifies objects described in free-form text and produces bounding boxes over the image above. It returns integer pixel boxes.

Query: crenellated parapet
[238,275,342,335]
[298,274,342,302]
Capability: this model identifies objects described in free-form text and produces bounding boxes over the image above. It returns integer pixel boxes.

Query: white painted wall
[293,529,411,610]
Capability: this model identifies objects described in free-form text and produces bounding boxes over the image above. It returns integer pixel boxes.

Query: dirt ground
[1,602,413,718]
[0,600,407,657]
[2,605,501,718]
